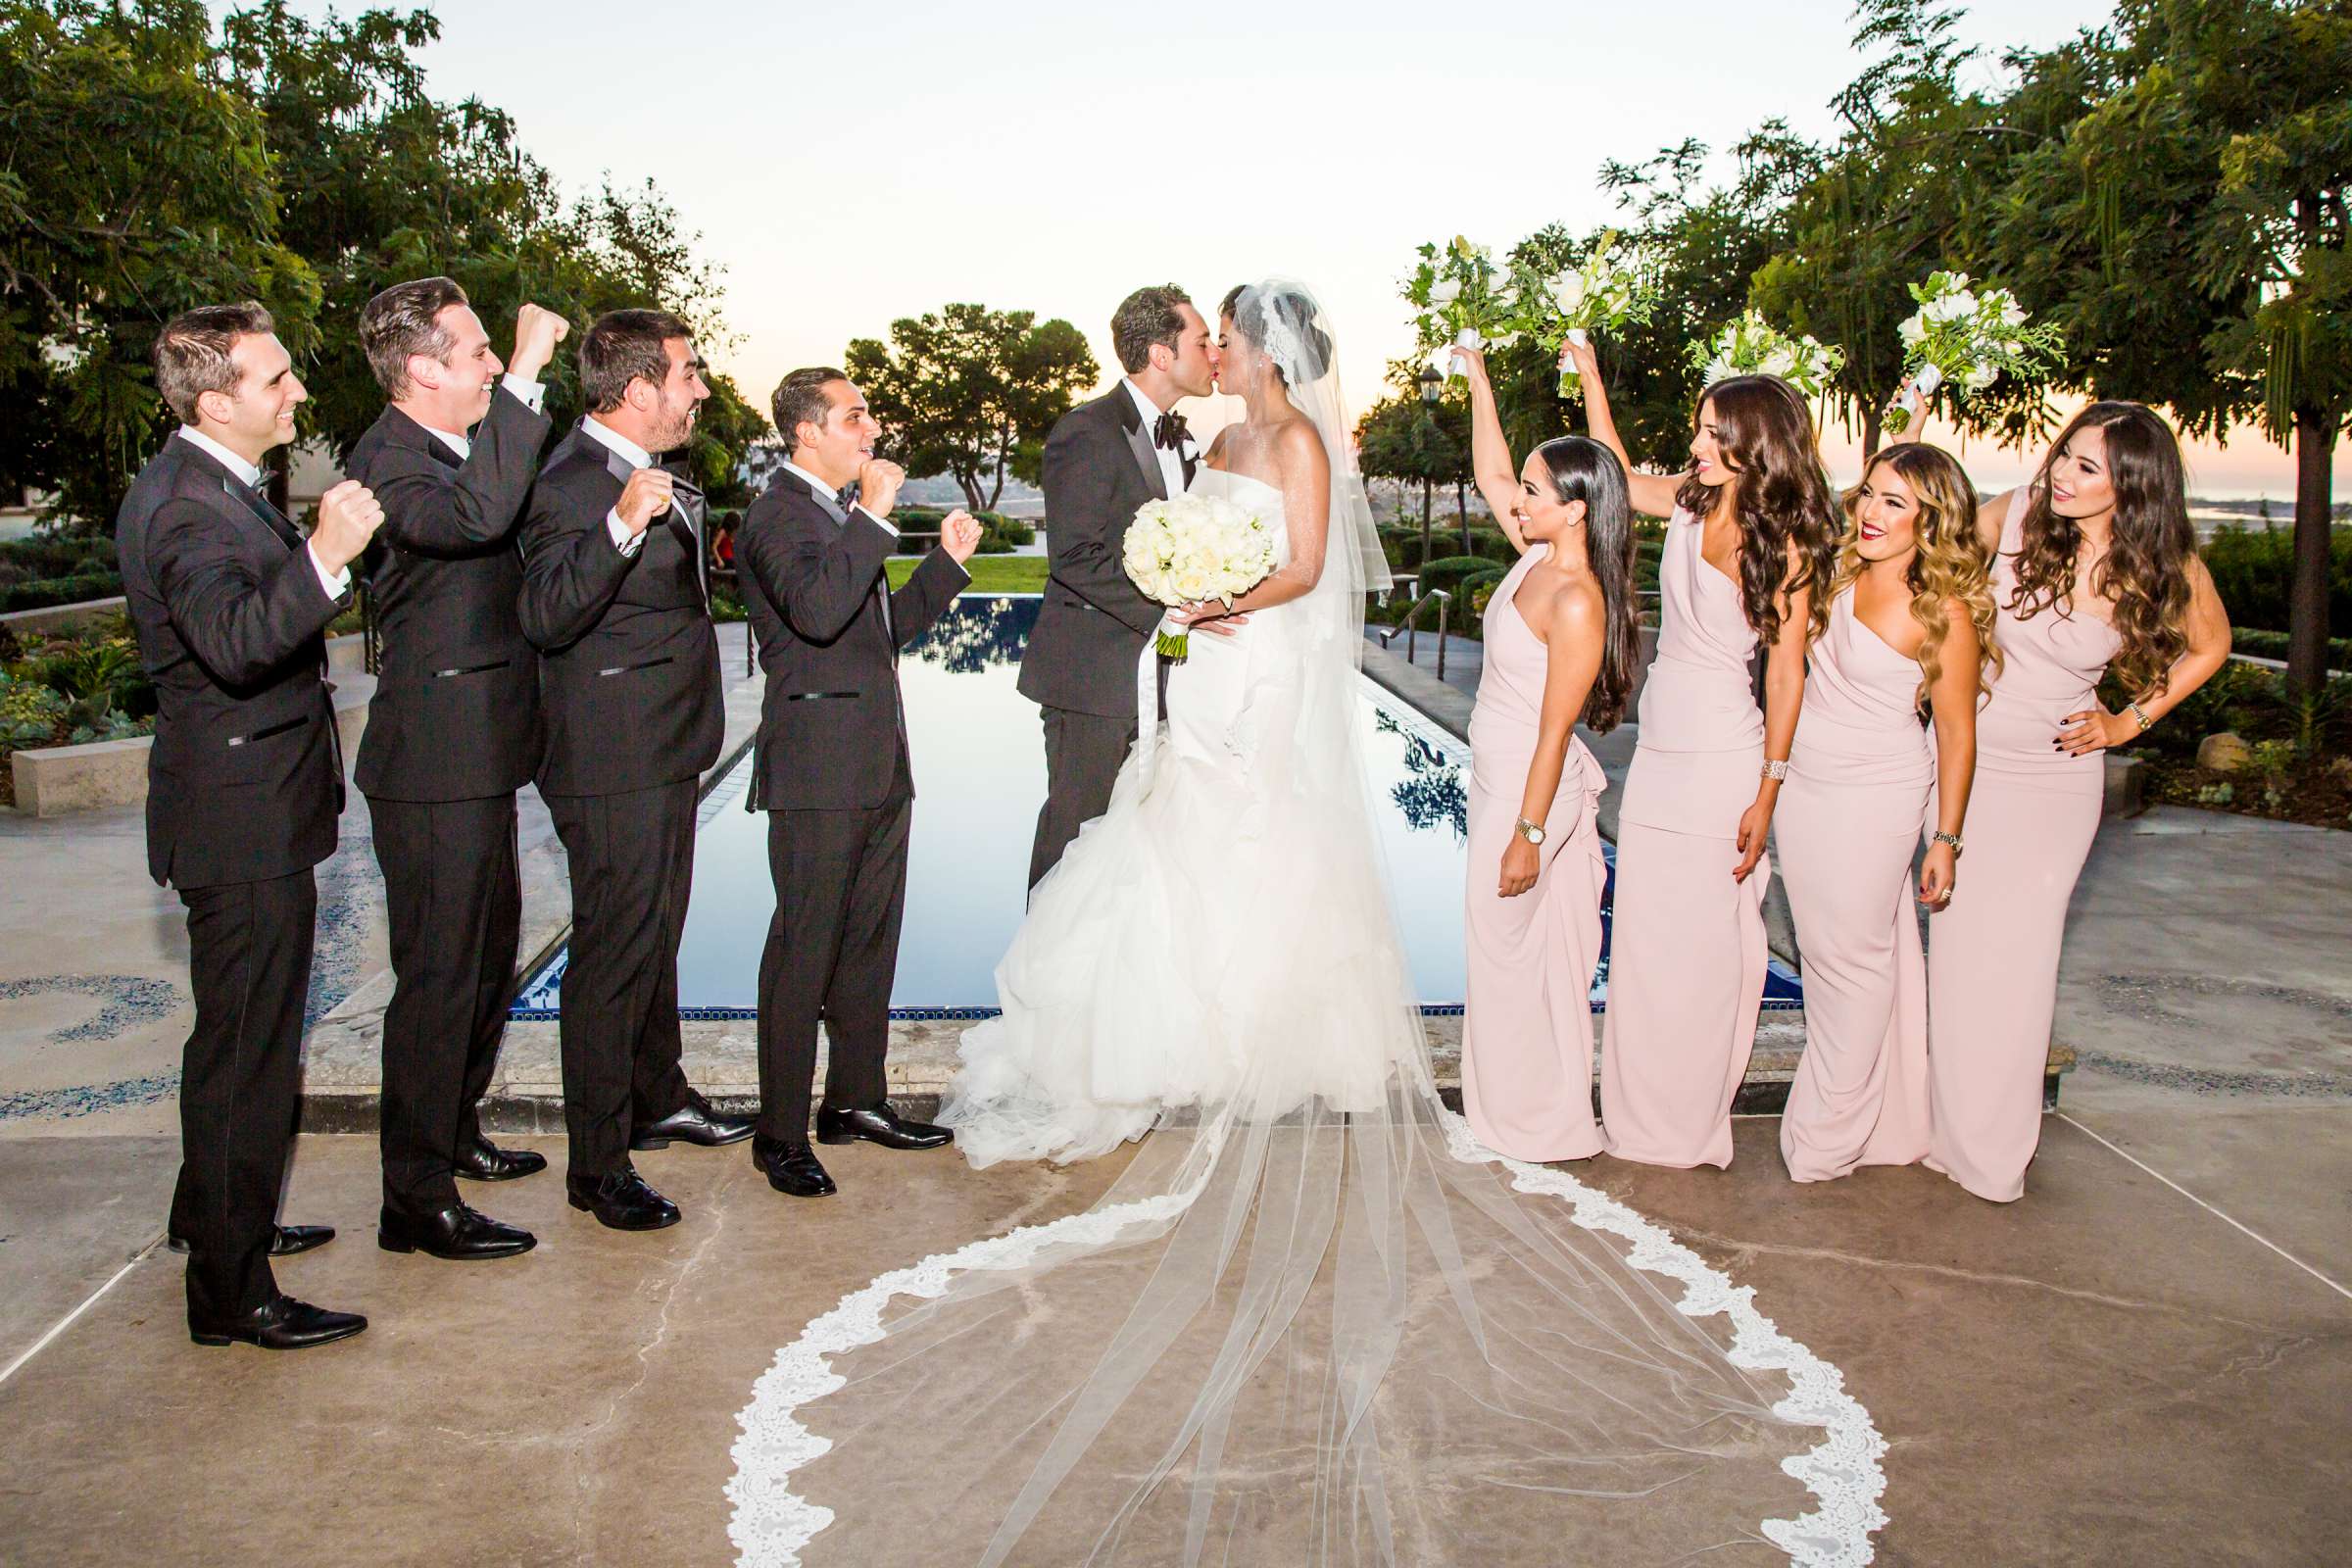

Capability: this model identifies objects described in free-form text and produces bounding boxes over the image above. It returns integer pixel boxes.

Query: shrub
[2231,627,2351,669]
[0,669,68,748]
[0,570,123,612]
[2199,525,2352,634]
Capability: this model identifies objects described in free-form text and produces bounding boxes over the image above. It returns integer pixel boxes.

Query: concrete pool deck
[3,602,2347,1562]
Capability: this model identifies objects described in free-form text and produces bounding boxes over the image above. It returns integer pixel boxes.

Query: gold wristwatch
[1931,830,1963,856]
[1515,816,1545,847]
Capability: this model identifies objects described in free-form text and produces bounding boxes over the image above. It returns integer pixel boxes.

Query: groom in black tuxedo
[517,309,752,1233]
[734,368,979,1197]
[346,278,566,1262]
[1018,284,1219,888]
[118,303,381,1349]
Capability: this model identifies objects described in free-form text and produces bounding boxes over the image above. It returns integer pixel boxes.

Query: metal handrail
[1375,585,1453,682]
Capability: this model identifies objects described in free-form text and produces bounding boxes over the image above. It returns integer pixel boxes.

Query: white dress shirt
[419,373,547,461]
[1123,378,1190,499]
[779,458,897,538]
[173,427,349,600]
[579,416,657,557]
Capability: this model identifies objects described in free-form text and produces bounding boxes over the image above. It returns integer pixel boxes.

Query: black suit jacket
[1016,387,1182,718]
[737,471,967,811]
[346,386,551,802]
[516,421,721,798]
[115,435,352,889]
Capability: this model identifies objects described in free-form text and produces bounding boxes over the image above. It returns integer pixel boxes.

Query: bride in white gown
[726,282,1887,1568]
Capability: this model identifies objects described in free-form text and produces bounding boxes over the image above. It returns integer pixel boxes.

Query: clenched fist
[311,479,384,575]
[939,509,983,564]
[857,458,906,518]
[510,303,570,383]
[615,467,674,537]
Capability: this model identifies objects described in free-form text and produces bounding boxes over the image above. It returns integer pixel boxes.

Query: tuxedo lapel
[223,476,301,550]
[664,462,709,605]
[798,473,892,645]
[1116,391,1170,503]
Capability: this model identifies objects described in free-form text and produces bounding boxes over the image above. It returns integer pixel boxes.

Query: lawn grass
[887,555,1049,593]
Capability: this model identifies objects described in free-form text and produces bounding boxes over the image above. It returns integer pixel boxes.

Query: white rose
[1762,344,1796,376]
[1550,271,1590,315]
[1964,362,1999,392]
[1429,277,1461,307]
[1174,568,1208,602]
[1999,297,2028,328]
[1898,315,1926,347]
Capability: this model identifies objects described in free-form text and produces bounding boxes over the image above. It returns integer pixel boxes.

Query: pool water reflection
[512,596,1800,1019]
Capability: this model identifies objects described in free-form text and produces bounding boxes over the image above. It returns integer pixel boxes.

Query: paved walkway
[3,619,2348,1564]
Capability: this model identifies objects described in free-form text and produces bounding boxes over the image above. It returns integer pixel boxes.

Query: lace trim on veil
[722,1106,1889,1568]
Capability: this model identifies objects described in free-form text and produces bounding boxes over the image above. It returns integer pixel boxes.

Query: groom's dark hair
[1111,284,1193,373]
[772,367,848,453]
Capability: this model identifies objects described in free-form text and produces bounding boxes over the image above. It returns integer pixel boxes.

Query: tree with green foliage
[846,304,1098,512]
[0,0,319,528]
[1355,366,1473,565]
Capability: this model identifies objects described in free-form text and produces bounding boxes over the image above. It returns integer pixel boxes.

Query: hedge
[2200,525,2350,635]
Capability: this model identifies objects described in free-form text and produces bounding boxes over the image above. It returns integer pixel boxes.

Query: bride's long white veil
[725,281,1886,1568]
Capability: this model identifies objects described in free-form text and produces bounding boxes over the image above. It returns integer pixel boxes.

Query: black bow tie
[834,481,859,513]
[1152,412,1189,453]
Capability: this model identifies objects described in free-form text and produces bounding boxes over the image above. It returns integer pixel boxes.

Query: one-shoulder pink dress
[1462,545,1610,1161]
[1599,510,1770,1169]
[1774,587,1934,1181]
[1926,491,2120,1201]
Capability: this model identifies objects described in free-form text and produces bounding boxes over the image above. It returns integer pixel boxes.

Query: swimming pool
[512,595,1801,1020]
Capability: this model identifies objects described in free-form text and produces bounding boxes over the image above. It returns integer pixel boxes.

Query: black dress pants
[546,779,697,1178]
[1027,705,1138,890]
[368,792,521,1210]
[756,793,912,1141]
[169,869,316,1325]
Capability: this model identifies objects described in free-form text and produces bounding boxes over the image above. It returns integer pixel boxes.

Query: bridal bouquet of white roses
[1123,492,1277,661]
[1885,270,2064,434]
[1692,312,1847,401]
[1402,235,1518,384]
[1501,230,1659,395]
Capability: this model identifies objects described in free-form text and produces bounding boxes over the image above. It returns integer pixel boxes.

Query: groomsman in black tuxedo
[734,368,978,1197]
[118,303,380,1349]
[518,310,751,1232]
[346,278,566,1261]
[1019,283,1219,888]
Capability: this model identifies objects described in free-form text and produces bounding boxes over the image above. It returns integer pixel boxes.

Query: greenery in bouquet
[1402,236,1520,383]
[1690,312,1847,401]
[1886,271,2066,434]
[1495,230,1660,395]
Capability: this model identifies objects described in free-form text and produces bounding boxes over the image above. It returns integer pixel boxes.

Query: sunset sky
[256,0,2344,499]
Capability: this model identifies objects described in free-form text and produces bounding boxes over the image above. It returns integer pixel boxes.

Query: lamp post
[1414,363,1442,569]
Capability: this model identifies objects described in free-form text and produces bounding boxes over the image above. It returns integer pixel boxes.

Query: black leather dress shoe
[453,1137,548,1183]
[631,1094,754,1151]
[190,1294,368,1350]
[378,1201,537,1260]
[565,1168,681,1232]
[752,1134,837,1199]
[815,1102,953,1151]
[167,1223,334,1257]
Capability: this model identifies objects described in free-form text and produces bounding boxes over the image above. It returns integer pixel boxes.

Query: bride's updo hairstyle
[1530,436,1641,733]
[1673,373,1839,646]
[1220,282,1332,388]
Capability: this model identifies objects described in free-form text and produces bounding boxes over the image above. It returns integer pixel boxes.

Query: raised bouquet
[1122,492,1277,661]
[1885,270,2065,434]
[1692,311,1847,401]
[1500,230,1659,394]
[1402,235,1518,384]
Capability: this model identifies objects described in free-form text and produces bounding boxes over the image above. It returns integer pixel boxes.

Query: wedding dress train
[726,283,1886,1567]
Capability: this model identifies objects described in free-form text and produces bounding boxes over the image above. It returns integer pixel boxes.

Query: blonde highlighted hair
[1825,443,2000,710]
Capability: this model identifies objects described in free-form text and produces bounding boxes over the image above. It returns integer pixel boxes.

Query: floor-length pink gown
[1774,587,1934,1181]
[1462,545,1610,1161]
[1599,511,1770,1168]
[1927,491,2119,1201]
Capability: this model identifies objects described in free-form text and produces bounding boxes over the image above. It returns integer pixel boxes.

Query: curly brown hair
[1674,374,1838,645]
[1828,444,2001,711]
[2010,401,2193,701]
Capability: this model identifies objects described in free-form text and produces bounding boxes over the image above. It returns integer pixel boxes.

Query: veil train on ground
[724,280,1888,1567]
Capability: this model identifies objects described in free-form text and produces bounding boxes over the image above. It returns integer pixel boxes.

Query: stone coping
[9,672,373,817]
[0,595,128,636]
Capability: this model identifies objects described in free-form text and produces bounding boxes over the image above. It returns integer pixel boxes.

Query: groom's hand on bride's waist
[1174,601,1247,636]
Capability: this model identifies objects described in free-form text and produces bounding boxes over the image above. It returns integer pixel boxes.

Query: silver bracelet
[1760,759,1789,782]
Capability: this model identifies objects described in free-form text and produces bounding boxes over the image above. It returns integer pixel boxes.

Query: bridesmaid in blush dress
[1893,398,2230,1201]
[1570,340,1840,1169]
[1452,348,1641,1161]
[1776,444,1994,1182]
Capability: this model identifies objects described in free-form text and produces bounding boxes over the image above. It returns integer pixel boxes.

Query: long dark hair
[1532,435,1640,733]
[1672,374,1838,645]
[2011,400,2194,700]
